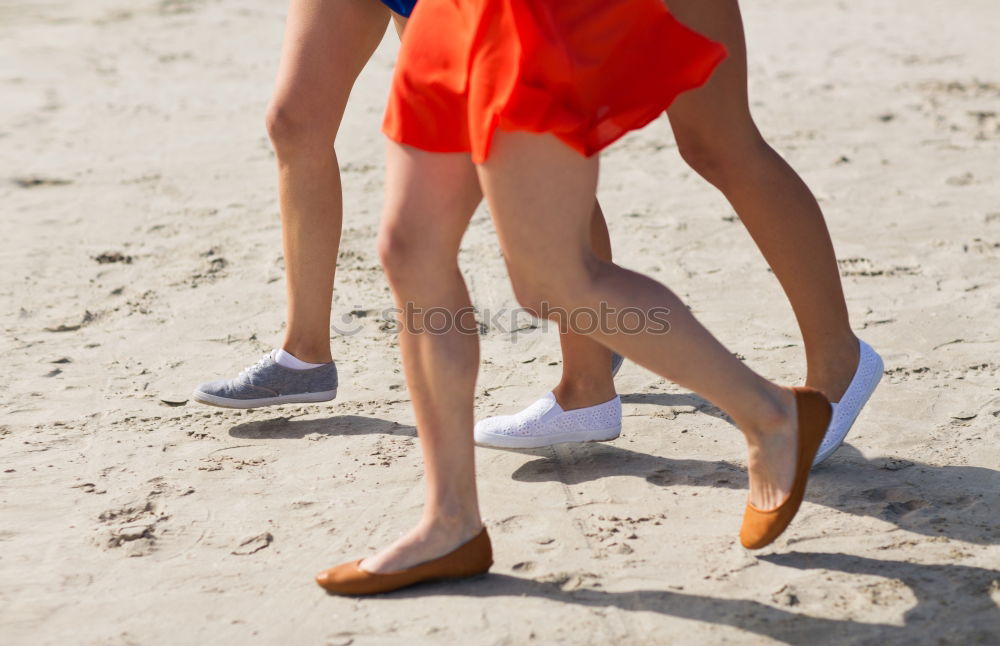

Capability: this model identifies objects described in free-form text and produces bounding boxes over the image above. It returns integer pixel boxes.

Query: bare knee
[377,214,456,289]
[508,279,549,318]
[508,257,598,319]
[674,123,769,188]
[265,98,337,159]
[377,221,415,285]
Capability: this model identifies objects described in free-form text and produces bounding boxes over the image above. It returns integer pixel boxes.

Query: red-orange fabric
[383,0,727,163]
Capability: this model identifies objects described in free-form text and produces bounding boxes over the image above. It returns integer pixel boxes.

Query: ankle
[805,330,858,363]
[805,334,860,401]
[738,386,796,441]
[425,486,481,526]
[553,374,616,411]
[420,506,483,541]
[280,340,332,364]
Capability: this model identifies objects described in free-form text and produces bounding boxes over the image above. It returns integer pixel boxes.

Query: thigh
[664,0,757,140]
[381,143,482,254]
[271,0,391,132]
[476,131,599,289]
[391,13,408,37]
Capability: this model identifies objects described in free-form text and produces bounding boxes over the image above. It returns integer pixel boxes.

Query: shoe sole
[475,426,622,449]
[191,389,337,409]
[812,347,884,466]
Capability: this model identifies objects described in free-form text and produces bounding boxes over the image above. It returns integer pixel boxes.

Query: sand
[2,0,999,644]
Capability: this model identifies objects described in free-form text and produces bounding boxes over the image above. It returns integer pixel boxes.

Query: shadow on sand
[508,442,1000,546]
[264,401,998,641]
[377,552,999,645]
[227,414,416,440]
[620,390,732,425]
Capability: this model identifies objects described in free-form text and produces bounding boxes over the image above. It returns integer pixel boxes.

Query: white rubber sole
[475,425,622,450]
[191,389,337,410]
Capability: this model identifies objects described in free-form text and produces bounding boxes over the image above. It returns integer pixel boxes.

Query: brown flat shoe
[740,387,832,550]
[315,528,493,596]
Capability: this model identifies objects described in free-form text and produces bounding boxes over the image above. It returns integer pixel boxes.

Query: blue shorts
[380,0,417,17]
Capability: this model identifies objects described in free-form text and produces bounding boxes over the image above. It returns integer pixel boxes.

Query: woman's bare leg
[552,203,617,410]
[267,0,390,363]
[480,131,800,512]
[664,0,858,398]
[364,144,485,573]
[550,1,858,409]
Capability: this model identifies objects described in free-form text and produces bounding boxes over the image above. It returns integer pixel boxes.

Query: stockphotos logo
[332,302,671,337]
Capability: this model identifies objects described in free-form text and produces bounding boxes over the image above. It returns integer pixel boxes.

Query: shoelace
[237,353,273,383]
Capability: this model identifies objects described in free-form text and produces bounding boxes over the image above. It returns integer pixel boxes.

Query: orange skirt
[383,0,726,163]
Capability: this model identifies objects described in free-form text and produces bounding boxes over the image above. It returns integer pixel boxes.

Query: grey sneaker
[192,351,338,409]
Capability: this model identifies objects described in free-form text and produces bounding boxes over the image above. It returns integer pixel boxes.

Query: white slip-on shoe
[474,392,622,449]
[812,339,884,466]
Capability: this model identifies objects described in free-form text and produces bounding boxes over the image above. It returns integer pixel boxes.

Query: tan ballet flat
[315,528,493,596]
[740,387,832,549]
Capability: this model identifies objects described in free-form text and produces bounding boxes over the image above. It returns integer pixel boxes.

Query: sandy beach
[2,0,999,643]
